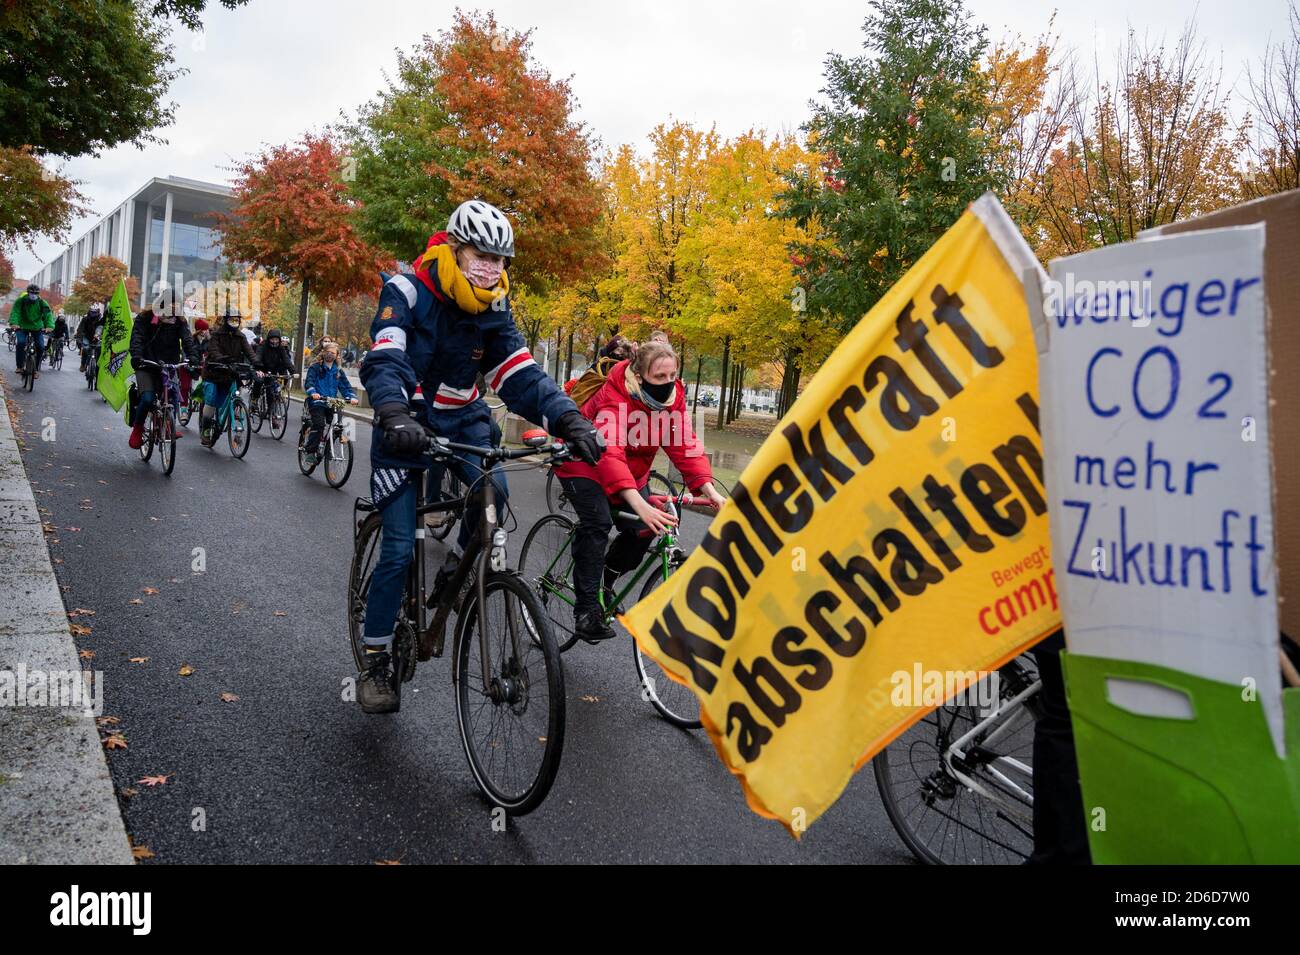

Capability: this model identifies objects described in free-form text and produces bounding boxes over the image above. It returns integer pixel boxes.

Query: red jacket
[555,359,713,499]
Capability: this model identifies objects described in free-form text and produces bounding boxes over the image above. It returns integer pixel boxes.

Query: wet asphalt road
[2,357,908,864]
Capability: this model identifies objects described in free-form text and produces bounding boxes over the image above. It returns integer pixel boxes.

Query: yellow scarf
[417,242,509,315]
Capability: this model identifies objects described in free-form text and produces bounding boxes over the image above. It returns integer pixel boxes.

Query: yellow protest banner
[621,194,1061,834]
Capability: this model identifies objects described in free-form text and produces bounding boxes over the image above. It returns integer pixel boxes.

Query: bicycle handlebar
[426,435,571,466]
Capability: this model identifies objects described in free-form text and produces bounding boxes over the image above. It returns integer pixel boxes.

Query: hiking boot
[357,651,400,714]
[575,608,616,644]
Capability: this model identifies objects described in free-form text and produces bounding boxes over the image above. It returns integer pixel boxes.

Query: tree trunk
[294,277,311,384]
[565,331,574,381]
[554,327,562,382]
[716,335,730,431]
[692,354,703,415]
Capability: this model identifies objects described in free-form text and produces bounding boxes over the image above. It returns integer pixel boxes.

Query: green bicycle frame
[538,525,677,621]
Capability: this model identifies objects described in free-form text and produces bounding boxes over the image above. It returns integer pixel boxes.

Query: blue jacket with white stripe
[359,269,577,471]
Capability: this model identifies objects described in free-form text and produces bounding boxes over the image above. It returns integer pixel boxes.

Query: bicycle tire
[347,512,384,671]
[228,398,250,459]
[518,513,580,652]
[544,467,574,515]
[872,656,1040,865]
[249,396,264,433]
[325,432,354,488]
[632,556,702,729]
[139,413,155,463]
[297,421,318,475]
[270,396,290,440]
[453,571,565,815]
[161,411,177,476]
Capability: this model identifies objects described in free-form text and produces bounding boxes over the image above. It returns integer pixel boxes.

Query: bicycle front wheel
[325,432,354,488]
[228,398,250,458]
[454,572,565,815]
[517,513,579,652]
[161,412,177,475]
[872,656,1040,865]
[270,395,290,440]
[139,413,156,462]
[632,556,702,729]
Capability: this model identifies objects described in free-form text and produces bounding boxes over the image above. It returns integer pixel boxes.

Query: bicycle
[422,463,464,542]
[249,372,292,440]
[47,337,65,370]
[871,655,1043,864]
[347,427,570,814]
[135,360,189,476]
[3,327,13,352]
[84,341,100,391]
[19,332,42,392]
[198,362,253,459]
[297,396,355,488]
[518,485,721,729]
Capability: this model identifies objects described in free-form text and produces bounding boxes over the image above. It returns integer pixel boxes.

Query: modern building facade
[29,175,234,309]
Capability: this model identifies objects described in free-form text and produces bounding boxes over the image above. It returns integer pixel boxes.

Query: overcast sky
[13,0,1294,279]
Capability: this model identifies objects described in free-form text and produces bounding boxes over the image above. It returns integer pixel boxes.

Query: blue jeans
[15,330,45,371]
[363,480,417,648]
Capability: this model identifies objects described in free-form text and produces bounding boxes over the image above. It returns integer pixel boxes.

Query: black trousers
[1027,630,1092,864]
[559,476,653,614]
[305,405,333,453]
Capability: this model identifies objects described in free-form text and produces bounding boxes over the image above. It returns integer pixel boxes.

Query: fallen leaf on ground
[220,692,239,703]
[68,608,96,617]
[138,774,171,787]
[178,665,194,677]
[63,527,80,532]
[103,734,127,750]
[141,587,160,595]
[128,657,148,664]
[581,695,600,703]
[374,859,403,866]
[128,598,144,605]
[68,623,91,637]
[131,845,155,860]
[96,716,120,727]
[272,611,287,617]
[97,480,108,485]
[78,649,95,660]
[121,788,139,798]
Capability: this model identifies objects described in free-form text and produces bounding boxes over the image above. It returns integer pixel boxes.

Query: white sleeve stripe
[387,274,418,309]
[487,347,532,381]
[371,340,403,351]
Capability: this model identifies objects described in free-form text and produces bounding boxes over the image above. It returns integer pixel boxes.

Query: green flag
[98,279,134,415]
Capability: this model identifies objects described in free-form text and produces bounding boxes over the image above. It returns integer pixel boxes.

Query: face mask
[642,379,674,403]
[463,257,502,289]
[227,319,241,330]
[27,292,37,300]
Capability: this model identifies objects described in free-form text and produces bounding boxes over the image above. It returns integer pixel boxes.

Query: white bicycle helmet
[446,200,514,259]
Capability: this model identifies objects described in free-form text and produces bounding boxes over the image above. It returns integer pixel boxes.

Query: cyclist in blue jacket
[302,340,358,466]
[356,199,604,713]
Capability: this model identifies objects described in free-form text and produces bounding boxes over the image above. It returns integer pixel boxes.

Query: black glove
[376,403,428,457]
[555,410,605,465]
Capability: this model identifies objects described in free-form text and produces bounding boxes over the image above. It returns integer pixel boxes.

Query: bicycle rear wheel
[517,513,579,652]
[632,553,702,729]
[249,396,264,433]
[872,656,1040,865]
[454,571,565,815]
[139,413,156,462]
[297,421,317,475]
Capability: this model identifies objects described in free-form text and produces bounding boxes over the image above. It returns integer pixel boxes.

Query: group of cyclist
[9,201,722,722]
[7,283,63,377]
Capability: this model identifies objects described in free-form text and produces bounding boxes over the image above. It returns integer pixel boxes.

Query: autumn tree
[0,146,88,249]
[69,255,140,309]
[1242,1,1300,199]
[218,134,388,380]
[426,11,604,289]
[779,0,1000,326]
[1038,22,1247,252]
[0,249,13,296]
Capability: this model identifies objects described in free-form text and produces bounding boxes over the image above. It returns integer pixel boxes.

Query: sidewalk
[0,377,133,864]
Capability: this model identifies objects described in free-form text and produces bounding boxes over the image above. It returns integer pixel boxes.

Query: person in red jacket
[553,339,726,641]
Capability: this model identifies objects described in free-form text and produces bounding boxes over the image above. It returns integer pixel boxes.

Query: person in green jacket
[12,284,54,377]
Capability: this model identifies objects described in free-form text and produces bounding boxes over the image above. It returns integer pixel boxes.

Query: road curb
[0,376,133,864]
